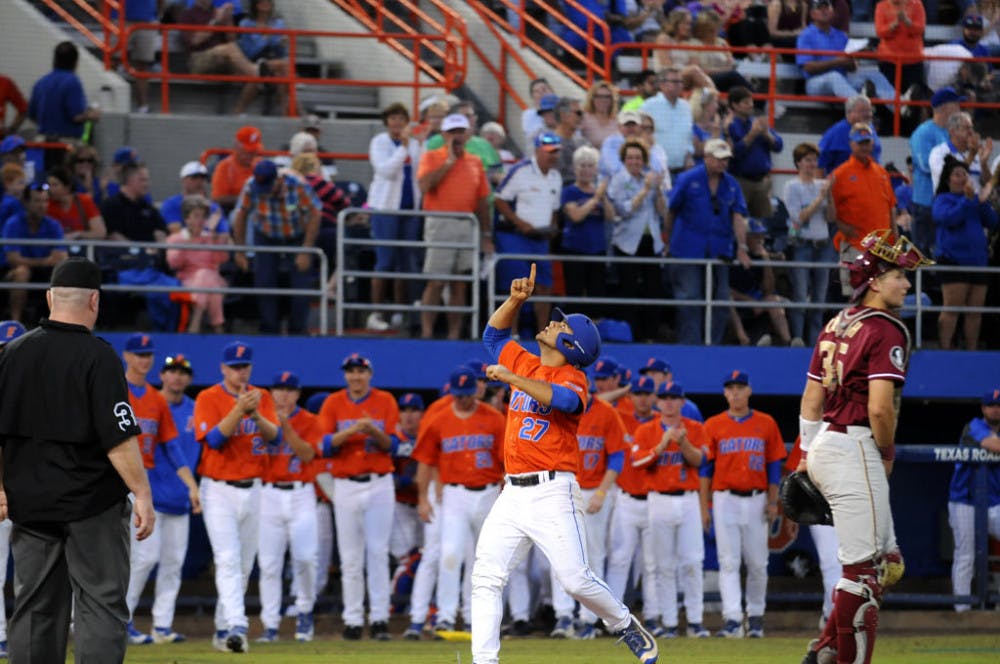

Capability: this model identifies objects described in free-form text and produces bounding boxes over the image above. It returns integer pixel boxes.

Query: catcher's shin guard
[833,562,882,664]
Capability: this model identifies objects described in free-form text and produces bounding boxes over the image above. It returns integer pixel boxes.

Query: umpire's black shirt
[0,318,141,524]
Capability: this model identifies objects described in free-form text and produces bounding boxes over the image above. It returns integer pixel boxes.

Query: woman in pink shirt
[166,194,231,333]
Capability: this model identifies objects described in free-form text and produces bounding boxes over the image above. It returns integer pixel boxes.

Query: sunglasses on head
[163,355,192,372]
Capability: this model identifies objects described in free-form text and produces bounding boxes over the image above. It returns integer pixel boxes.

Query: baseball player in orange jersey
[257,371,324,643]
[632,381,711,638]
[120,334,201,646]
[701,370,786,638]
[798,231,930,664]
[0,321,25,657]
[604,376,664,639]
[194,341,280,653]
[414,366,506,633]
[389,393,424,603]
[317,353,399,641]
[471,263,658,664]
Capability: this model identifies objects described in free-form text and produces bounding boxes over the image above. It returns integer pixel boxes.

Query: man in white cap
[416,113,492,339]
[160,161,229,235]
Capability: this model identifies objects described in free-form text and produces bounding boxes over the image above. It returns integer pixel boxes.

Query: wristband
[799,416,821,452]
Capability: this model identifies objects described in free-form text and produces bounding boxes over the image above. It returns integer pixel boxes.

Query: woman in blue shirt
[237,0,291,114]
[932,155,998,350]
[560,145,614,319]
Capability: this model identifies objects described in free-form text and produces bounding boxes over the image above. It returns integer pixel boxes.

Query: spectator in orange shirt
[0,75,27,138]
[875,0,926,96]
[211,126,262,213]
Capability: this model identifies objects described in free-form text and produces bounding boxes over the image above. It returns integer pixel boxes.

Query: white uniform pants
[648,491,704,627]
[390,502,422,560]
[438,484,499,624]
[201,478,260,631]
[332,474,394,626]
[126,510,189,629]
[807,426,897,565]
[949,501,1000,611]
[810,524,841,619]
[605,493,659,620]
[472,473,630,664]
[552,486,615,624]
[258,483,318,629]
[0,520,10,642]
[315,500,335,600]
[713,490,768,622]
[409,482,441,626]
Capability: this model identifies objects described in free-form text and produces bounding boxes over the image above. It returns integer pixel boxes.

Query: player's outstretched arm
[487,262,535,331]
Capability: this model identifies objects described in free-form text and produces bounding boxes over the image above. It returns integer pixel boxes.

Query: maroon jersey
[806,306,910,427]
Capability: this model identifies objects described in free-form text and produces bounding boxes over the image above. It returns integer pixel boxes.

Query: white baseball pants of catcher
[648,491,704,628]
[201,478,260,632]
[258,482,318,630]
[809,524,841,620]
[948,501,1000,611]
[552,486,615,624]
[605,492,660,621]
[126,510,190,629]
[712,490,769,624]
[438,483,500,625]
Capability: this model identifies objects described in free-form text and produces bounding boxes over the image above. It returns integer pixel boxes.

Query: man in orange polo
[829,123,899,297]
[417,113,492,339]
[211,126,262,213]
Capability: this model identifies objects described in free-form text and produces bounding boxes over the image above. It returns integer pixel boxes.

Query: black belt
[347,473,387,483]
[224,479,255,489]
[507,470,557,487]
[447,483,494,491]
[268,481,300,490]
[657,490,688,496]
[626,492,648,501]
[726,488,764,497]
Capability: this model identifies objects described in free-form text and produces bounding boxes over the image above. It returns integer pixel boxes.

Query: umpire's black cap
[50,258,102,290]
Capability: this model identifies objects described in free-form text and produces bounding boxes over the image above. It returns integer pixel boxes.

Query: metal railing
[334,207,481,338]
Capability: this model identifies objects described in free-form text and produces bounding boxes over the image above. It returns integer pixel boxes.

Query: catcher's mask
[847,230,934,303]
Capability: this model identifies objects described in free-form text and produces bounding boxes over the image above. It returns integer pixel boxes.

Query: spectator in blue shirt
[795,1,895,109]
[160,160,229,234]
[725,86,783,219]
[666,138,751,345]
[3,183,68,323]
[818,95,883,174]
[27,42,99,140]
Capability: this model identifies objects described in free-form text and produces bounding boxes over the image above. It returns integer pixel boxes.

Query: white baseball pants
[605,493,660,620]
[126,510,189,629]
[472,473,630,664]
[315,500,334,600]
[332,474,394,626]
[552,486,615,624]
[648,491,704,627]
[949,501,1000,611]
[258,483,317,630]
[437,484,499,624]
[390,502,422,560]
[712,490,769,623]
[409,481,441,626]
[201,478,260,631]
[810,524,841,619]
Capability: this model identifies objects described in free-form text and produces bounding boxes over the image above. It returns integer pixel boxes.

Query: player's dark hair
[53,41,79,71]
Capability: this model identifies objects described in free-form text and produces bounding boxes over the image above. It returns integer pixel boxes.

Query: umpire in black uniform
[0,258,155,664]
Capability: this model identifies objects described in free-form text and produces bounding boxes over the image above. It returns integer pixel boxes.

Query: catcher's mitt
[779,472,833,526]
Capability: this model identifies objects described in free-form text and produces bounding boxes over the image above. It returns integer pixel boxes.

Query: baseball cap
[272,370,300,389]
[0,135,25,154]
[305,391,330,414]
[161,353,193,374]
[289,131,318,156]
[51,257,102,290]
[449,366,478,396]
[179,160,208,178]
[465,360,488,380]
[592,356,619,379]
[639,357,672,375]
[538,94,559,112]
[251,160,279,194]
[113,146,139,165]
[723,370,750,386]
[963,14,985,29]
[748,218,769,235]
[930,87,967,108]
[341,352,373,371]
[617,109,641,125]
[302,114,322,131]
[124,333,155,354]
[983,388,1000,406]
[0,320,26,346]
[222,341,253,366]
[849,123,875,142]
[235,125,264,152]
[656,381,685,398]
[398,392,425,411]
[534,132,562,152]
[441,114,470,132]
[631,375,656,394]
[704,138,733,159]
[618,366,633,387]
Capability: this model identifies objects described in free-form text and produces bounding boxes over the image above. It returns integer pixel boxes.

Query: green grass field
[102,633,1000,664]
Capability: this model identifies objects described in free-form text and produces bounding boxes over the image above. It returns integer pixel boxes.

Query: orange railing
[38,0,124,70]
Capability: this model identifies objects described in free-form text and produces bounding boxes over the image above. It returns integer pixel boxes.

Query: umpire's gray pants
[10,498,131,664]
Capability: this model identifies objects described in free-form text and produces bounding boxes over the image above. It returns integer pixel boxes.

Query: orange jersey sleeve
[703,410,787,492]
[498,341,587,475]
[195,383,278,481]
[130,385,179,469]
[263,407,323,483]
[785,435,804,473]
[413,402,505,486]
[575,398,627,489]
[632,417,707,492]
[417,395,453,439]
[318,388,400,477]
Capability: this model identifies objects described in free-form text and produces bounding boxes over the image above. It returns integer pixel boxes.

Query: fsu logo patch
[889,346,905,371]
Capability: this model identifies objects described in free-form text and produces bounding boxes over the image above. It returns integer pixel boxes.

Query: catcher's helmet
[847,230,933,302]
[551,307,601,368]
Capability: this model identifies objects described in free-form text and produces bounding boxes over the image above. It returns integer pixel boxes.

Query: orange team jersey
[632,417,708,493]
[575,397,627,489]
[195,383,279,481]
[703,409,786,492]
[263,407,323,483]
[418,394,453,438]
[211,154,257,201]
[412,401,506,486]
[785,435,804,474]
[499,341,588,475]
[616,436,648,496]
[130,383,180,469]
[318,388,400,478]
[614,395,635,419]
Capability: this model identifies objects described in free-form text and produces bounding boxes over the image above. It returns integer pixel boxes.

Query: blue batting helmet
[551,307,601,368]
